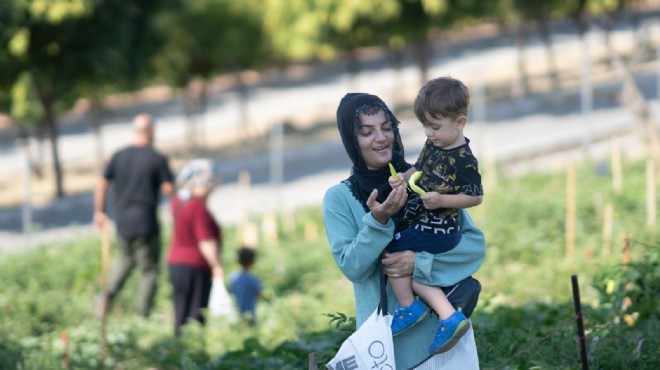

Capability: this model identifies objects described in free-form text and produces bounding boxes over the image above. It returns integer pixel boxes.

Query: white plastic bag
[326,306,395,370]
[208,277,236,318]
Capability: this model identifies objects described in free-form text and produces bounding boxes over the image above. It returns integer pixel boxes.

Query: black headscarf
[336,93,411,212]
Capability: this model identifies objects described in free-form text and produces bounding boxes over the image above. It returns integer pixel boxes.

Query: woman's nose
[374,128,387,141]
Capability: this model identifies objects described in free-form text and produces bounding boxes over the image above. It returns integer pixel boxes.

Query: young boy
[228,246,262,325]
[387,76,484,354]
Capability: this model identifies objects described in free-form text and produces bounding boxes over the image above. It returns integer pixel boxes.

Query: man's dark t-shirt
[104,146,173,237]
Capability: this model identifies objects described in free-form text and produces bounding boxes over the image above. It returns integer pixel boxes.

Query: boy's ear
[455,115,467,128]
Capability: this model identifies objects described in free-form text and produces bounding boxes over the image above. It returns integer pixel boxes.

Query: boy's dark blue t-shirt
[229,271,262,315]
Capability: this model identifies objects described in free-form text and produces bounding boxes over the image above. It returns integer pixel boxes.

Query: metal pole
[657,22,660,110]
[580,29,593,157]
[571,275,589,370]
[21,138,32,249]
[269,121,284,211]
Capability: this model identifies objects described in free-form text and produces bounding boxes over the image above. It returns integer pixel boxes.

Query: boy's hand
[420,191,442,210]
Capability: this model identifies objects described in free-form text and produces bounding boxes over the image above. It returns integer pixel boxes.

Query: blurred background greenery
[2,1,660,369]
[0,158,658,369]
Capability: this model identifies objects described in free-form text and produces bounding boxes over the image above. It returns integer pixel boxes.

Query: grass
[0,156,658,369]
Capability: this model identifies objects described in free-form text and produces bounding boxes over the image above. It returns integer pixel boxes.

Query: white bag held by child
[326,305,395,370]
[208,277,236,318]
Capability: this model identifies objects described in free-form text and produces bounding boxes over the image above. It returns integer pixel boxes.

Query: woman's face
[357,109,395,170]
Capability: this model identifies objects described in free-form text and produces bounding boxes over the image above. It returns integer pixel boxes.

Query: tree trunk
[411,38,430,87]
[235,71,250,140]
[181,82,197,154]
[37,86,64,198]
[537,17,560,92]
[31,122,45,178]
[386,46,405,114]
[90,89,105,171]
[346,47,361,91]
[513,24,529,98]
[605,23,660,163]
[198,80,209,149]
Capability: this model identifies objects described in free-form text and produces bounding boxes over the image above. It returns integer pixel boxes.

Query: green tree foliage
[3,0,171,197]
[3,1,90,197]
[153,0,266,150]
[380,0,497,85]
[262,0,331,64]
[0,0,21,94]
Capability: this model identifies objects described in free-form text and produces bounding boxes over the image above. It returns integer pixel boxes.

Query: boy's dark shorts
[387,227,461,254]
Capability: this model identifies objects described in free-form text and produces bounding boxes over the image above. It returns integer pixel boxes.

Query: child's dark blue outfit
[387,138,483,354]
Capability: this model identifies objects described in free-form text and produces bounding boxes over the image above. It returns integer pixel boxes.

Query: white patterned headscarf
[176,158,221,200]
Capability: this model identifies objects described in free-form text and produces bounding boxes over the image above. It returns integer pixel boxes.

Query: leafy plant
[1,157,659,369]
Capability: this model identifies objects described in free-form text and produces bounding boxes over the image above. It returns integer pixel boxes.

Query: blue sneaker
[428,311,470,354]
[391,299,428,336]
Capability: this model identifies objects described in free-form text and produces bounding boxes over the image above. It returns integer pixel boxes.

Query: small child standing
[229,246,262,325]
[387,76,484,355]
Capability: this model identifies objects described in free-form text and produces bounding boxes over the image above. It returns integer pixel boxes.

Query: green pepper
[388,163,399,179]
[409,171,427,196]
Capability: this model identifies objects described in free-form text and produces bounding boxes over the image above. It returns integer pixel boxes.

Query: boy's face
[422,112,466,150]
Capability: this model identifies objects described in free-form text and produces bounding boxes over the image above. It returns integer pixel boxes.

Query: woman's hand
[382,250,415,278]
[367,186,408,224]
[211,266,224,280]
[388,175,405,189]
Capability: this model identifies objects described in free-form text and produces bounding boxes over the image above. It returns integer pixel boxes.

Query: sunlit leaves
[8,28,29,57]
[25,0,90,24]
[421,0,449,16]
[587,0,624,14]
[10,72,43,126]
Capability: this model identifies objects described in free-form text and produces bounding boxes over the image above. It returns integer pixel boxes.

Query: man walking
[93,113,174,318]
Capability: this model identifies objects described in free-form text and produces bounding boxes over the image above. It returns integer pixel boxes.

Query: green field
[1,157,658,369]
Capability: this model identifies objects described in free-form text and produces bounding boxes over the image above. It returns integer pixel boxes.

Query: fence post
[622,234,631,265]
[647,159,656,228]
[602,203,613,258]
[566,158,577,259]
[309,352,319,370]
[571,275,589,370]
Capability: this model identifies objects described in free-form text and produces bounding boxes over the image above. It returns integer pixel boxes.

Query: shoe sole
[392,309,429,337]
[430,320,471,355]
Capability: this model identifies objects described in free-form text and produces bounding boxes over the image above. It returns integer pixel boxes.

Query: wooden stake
[241,221,258,247]
[611,138,623,195]
[237,170,251,246]
[603,203,613,258]
[262,213,278,245]
[238,170,251,224]
[304,221,318,241]
[622,234,631,265]
[483,135,497,190]
[282,207,296,236]
[566,158,577,259]
[308,352,318,370]
[61,330,70,369]
[647,159,656,228]
[571,275,590,370]
[100,221,110,362]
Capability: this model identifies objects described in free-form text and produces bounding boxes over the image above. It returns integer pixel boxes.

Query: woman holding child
[322,91,485,369]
